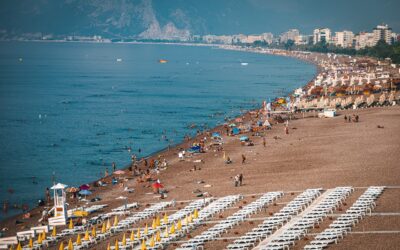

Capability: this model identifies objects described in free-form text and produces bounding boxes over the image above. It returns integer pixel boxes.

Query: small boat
[116,58,122,62]
[159,59,168,63]
[241,62,249,66]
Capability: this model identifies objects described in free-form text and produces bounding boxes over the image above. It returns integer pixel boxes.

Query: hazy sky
[0,0,399,36]
[175,0,400,34]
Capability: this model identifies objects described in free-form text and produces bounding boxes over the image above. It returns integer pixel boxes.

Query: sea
[0,42,316,220]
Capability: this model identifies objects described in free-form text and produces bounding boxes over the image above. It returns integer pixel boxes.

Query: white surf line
[253,188,335,249]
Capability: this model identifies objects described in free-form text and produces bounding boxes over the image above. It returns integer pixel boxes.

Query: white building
[373,24,392,45]
[294,35,311,45]
[313,28,331,44]
[260,32,274,44]
[280,29,300,43]
[354,32,375,50]
[335,31,354,48]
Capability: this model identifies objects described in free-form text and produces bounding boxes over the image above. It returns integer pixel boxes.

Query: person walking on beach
[239,174,243,186]
[234,175,240,187]
[344,115,347,122]
[285,125,289,135]
[263,137,266,147]
[112,162,116,172]
[241,154,246,164]
[355,115,359,122]
[45,187,51,205]
[105,168,109,177]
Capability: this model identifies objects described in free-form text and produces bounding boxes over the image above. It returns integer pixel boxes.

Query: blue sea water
[0,42,315,220]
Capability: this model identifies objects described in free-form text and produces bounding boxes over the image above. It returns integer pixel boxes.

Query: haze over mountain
[0,0,399,39]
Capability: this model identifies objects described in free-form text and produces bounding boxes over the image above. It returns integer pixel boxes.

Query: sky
[0,0,399,36]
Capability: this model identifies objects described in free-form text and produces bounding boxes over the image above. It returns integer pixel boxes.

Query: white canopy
[50,183,68,190]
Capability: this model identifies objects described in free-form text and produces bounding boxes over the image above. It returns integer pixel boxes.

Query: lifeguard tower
[48,183,68,226]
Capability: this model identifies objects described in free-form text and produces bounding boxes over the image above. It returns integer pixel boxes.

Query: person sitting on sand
[225,156,232,164]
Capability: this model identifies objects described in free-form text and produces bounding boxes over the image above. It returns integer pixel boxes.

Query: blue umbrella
[79,190,92,196]
[240,136,249,141]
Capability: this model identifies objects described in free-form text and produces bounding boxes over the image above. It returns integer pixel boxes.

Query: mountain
[0,0,200,40]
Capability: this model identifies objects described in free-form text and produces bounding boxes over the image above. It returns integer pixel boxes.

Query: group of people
[344,114,360,123]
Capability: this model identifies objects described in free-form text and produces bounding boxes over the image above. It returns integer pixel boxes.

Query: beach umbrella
[136,228,141,238]
[91,226,96,237]
[229,123,236,127]
[239,136,249,142]
[130,230,135,241]
[58,242,64,250]
[113,216,119,227]
[66,187,79,193]
[79,184,90,190]
[78,190,92,198]
[169,223,175,234]
[156,216,161,226]
[122,233,126,246]
[114,239,119,250]
[188,214,193,223]
[68,219,74,229]
[67,238,73,250]
[84,230,89,241]
[76,234,82,245]
[193,209,198,219]
[141,239,146,250]
[151,218,157,229]
[177,219,182,231]
[106,219,111,230]
[16,243,22,250]
[37,234,42,244]
[52,227,57,237]
[144,224,148,234]
[149,236,155,247]
[106,242,110,250]
[114,170,125,175]
[28,237,33,248]
[163,213,168,224]
[101,222,106,233]
[152,182,163,189]
[156,231,161,242]
[185,215,189,225]
[164,226,169,238]
[41,230,46,240]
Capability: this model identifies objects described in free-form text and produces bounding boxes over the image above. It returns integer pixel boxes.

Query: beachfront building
[313,28,331,44]
[280,29,300,43]
[295,35,312,45]
[373,23,393,45]
[202,35,233,44]
[335,30,354,48]
[260,32,274,44]
[354,32,375,50]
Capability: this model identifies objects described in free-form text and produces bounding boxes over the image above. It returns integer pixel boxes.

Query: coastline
[0,43,399,250]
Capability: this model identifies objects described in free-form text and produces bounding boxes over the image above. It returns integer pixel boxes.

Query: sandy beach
[1,104,399,249]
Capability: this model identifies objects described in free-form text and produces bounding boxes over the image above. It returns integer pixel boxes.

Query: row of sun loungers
[257,187,353,250]
[178,192,284,250]
[155,195,243,250]
[226,189,322,250]
[304,186,385,250]
[112,198,214,250]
